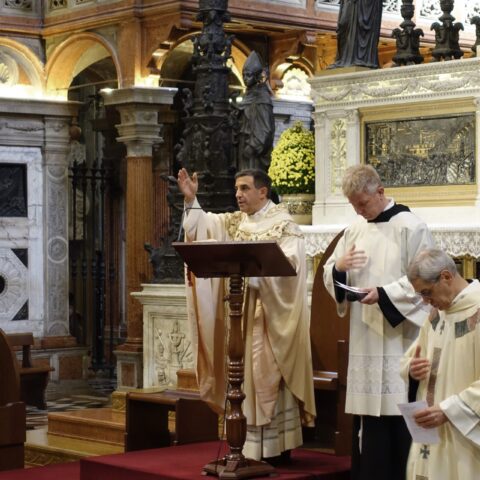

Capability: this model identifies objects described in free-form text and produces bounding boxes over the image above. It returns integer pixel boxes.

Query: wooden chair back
[0,328,21,405]
[310,230,349,373]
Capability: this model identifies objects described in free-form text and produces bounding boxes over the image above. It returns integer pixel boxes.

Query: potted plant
[268,121,315,224]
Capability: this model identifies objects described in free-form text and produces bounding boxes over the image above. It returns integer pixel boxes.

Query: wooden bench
[6,333,54,410]
[0,328,25,471]
[310,231,352,456]
[125,389,219,452]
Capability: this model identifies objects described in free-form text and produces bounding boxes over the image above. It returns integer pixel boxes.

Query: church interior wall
[1,0,480,384]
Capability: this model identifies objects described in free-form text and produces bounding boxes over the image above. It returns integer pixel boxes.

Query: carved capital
[102,87,177,157]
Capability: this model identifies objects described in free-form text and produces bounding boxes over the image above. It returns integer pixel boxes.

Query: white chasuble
[183,199,316,458]
[401,280,480,480]
[324,207,433,416]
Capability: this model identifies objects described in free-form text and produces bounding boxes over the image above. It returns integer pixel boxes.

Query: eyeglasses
[416,277,441,299]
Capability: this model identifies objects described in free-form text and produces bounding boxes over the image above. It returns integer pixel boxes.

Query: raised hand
[409,345,431,381]
[177,168,198,203]
[335,244,368,272]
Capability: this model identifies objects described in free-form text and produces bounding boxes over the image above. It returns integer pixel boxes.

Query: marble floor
[26,378,116,430]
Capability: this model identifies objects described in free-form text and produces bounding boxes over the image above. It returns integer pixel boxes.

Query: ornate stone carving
[419,0,443,19]
[0,248,28,322]
[301,226,480,259]
[329,119,347,194]
[0,52,18,86]
[47,237,68,263]
[311,58,480,109]
[278,68,311,100]
[49,0,67,10]
[4,0,32,11]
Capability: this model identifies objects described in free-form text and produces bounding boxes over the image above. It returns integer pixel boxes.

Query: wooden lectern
[173,240,296,479]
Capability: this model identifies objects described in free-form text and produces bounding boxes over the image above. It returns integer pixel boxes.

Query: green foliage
[268,121,315,194]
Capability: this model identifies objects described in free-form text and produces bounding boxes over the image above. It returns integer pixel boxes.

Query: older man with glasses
[402,248,480,480]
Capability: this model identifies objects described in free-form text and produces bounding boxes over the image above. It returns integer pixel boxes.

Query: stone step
[47,407,125,446]
[25,427,123,467]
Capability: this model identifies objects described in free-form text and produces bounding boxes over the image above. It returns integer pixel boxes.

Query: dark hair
[235,169,272,198]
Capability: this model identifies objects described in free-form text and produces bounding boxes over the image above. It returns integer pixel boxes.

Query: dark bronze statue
[471,16,480,57]
[431,0,463,61]
[235,51,274,172]
[392,0,424,66]
[330,0,384,69]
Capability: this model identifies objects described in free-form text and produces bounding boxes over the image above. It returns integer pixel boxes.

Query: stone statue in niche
[329,0,384,69]
[235,51,275,172]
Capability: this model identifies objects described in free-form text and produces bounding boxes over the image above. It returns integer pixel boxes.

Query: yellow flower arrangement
[268,121,315,194]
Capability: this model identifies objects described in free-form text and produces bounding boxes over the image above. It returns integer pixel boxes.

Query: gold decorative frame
[360,99,477,207]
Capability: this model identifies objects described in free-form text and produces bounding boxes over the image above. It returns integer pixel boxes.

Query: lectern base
[202,457,276,479]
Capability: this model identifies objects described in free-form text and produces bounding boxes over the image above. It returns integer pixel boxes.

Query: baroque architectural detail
[311,58,480,109]
[301,227,480,258]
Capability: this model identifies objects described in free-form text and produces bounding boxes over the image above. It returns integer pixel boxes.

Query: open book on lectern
[172,240,296,278]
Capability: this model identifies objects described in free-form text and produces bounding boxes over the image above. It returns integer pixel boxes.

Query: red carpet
[0,442,350,480]
[0,462,80,480]
[80,441,350,480]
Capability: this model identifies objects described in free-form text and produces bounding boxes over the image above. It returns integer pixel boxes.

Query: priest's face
[235,175,268,215]
[347,187,387,221]
[411,271,455,310]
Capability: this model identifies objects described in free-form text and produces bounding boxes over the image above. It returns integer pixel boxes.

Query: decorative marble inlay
[0,248,28,322]
[47,237,67,263]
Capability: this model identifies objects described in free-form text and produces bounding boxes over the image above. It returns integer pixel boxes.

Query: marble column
[43,114,79,346]
[102,87,176,389]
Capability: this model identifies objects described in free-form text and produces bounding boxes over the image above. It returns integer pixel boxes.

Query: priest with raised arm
[176,167,315,464]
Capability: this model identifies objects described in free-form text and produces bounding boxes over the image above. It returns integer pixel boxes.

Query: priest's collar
[368,199,410,223]
[249,199,272,219]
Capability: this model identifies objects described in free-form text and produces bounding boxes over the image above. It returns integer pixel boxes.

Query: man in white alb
[323,164,434,480]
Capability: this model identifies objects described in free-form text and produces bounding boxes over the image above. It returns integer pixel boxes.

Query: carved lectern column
[223,274,247,465]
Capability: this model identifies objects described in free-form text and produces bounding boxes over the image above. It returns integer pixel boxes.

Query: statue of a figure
[144,242,167,283]
[330,0,384,69]
[236,51,275,172]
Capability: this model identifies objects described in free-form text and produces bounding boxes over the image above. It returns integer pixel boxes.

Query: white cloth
[323,204,434,416]
[401,280,480,480]
[183,198,316,458]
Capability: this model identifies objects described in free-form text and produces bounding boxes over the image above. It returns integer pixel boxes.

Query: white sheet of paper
[334,280,368,294]
[398,401,440,444]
